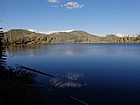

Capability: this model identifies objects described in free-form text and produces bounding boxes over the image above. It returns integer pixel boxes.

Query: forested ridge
[4,29,140,45]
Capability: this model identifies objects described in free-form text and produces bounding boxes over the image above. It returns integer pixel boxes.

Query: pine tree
[0,26,6,70]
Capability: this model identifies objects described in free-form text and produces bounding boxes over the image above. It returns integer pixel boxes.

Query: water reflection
[6,45,43,52]
[65,72,83,81]
[49,72,84,88]
[6,45,43,56]
[6,44,140,57]
[6,44,140,105]
[6,44,92,57]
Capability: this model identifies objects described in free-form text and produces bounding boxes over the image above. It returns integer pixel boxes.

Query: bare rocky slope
[3,29,140,45]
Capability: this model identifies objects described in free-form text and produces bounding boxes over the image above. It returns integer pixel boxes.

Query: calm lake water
[6,44,140,105]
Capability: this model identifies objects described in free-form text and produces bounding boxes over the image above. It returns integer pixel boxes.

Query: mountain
[3,29,140,45]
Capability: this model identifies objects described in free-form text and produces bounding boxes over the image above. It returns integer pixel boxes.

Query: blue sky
[1,0,140,35]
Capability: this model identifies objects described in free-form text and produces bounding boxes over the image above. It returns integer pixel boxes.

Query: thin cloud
[63,1,84,9]
[47,0,85,9]
[51,5,59,8]
[48,0,60,3]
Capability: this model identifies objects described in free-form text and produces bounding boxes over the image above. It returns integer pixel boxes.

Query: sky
[0,0,140,35]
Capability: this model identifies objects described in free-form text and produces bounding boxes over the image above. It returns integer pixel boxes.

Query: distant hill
[3,29,140,45]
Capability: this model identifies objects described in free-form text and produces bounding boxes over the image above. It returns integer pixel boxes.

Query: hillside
[3,29,140,45]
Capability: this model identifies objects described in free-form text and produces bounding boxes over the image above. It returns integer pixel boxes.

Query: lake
[6,44,140,105]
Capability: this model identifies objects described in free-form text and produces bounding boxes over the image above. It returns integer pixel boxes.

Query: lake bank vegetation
[3,29,140,45]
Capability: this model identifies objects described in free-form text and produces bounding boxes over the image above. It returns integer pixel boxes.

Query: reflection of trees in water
[6,45,43,53]
[6,44,90,57]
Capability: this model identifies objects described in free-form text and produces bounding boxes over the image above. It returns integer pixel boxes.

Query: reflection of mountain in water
[6,44,140,57]
[6,45,43,53]
[6,45,43,56]
[6,44,90,56]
